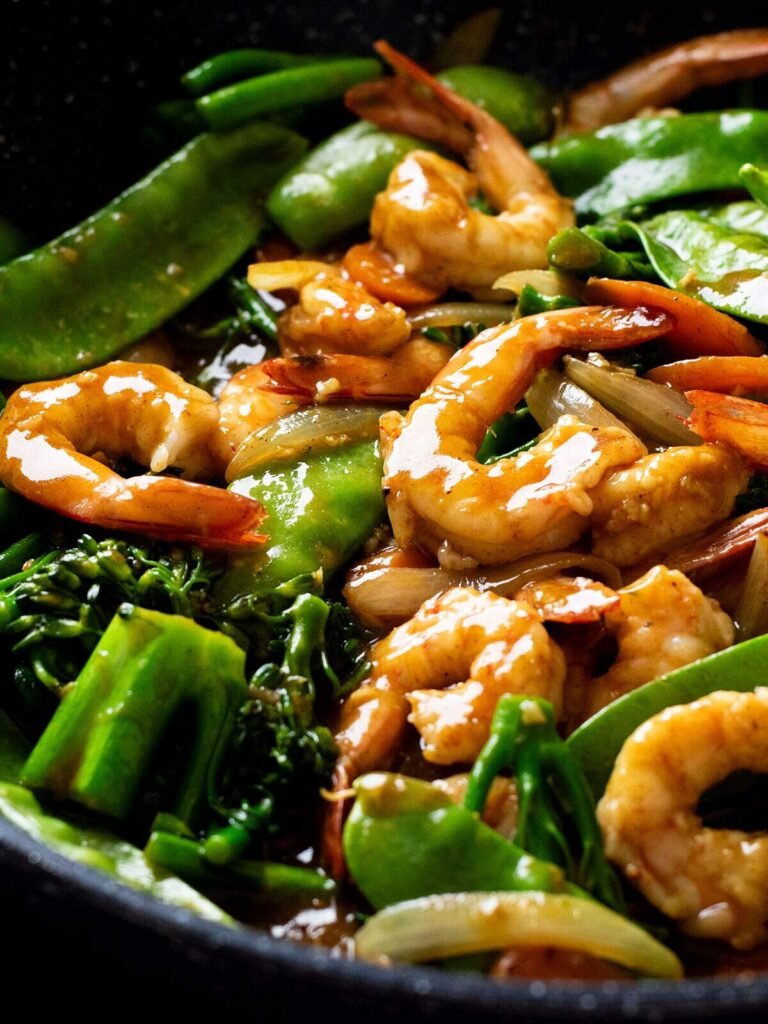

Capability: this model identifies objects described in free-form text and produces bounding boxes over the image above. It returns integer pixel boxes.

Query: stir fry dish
[4,25,768,984]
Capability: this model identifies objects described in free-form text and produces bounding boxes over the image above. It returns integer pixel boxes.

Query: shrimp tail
[84,476,267,551]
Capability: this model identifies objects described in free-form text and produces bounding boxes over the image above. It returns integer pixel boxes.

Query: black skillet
[1,2,768,1020]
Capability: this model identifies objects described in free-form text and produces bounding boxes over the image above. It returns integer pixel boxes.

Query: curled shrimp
[572,565,734,725]
[597,689,768,950]
[346,41,574,296]
[214,363,303,468]
[247,259,411,356]
[561,28,768,135]
[381,304,671,566]
[0,362,265,549]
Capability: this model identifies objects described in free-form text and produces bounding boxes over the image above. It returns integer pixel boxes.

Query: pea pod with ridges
[0,122,306,381]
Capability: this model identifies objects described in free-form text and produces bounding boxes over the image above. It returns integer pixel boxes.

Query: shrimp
[247,259,411,356]
[346,42,575,296]
[260,338,452,405]
[561,28,768,135]
[381,304,670,566]
[597,689,768,950]
[334,586,565,774]
[576,565,734,724]
[0,362,265,549]
[589,443,750,568]
[214,363,302,468]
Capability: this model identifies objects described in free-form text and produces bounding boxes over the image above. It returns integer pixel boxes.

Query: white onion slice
[525,368,636,433]
[564,357,700,446]
[343,552,622,629]
[408,303,515,331]
[355,891,682,978]
[493,269,584,298]
[226,404,385,482]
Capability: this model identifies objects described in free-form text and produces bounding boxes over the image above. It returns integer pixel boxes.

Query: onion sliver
[226,404,385,482]
[564,357,700,446]
[494,269,583,298]
[734,532,768,641]
[344,552,622,629]
[408,303,514,330]
[525,368,635,432]
[355,891,682,978]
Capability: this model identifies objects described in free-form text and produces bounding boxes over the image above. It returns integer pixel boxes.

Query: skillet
[1,1,768,1019]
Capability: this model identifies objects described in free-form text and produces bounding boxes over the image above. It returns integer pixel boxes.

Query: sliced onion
[408,303,515,330]
[564,357,700,446]
[226,404,385,482]
[493,269,584,298]
[525,368,637,433]
[246,258,334,292]
[343,552,622,629]
[355,891,682,978]
[735,531,768,641]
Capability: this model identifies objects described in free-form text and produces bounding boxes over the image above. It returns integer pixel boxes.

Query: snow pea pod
[343,772,568,911]
[616,209,768,324]
[567,634,768,798]
[709,200,768,236]
[742,162,768,207]
[0,121,306,382]
[266,121,428,250]
[222,439,385,598]
[531,111,768,219]
[547,226,653,280]
[436,65,554,144]
[0,216,28,265]
[182,48,323,95]
[196,58,381,132]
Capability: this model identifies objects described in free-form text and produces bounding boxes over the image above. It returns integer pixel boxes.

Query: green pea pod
[196,58,381,132]
[709,200,768,236]
[436,65,553,144]
[266,122,429,250]
[741,162,768,208]
[0,122,306,381]
[616,210,768,324]
[0,216,28,265]
[220,439,385,599]
[182,48,324,95]
[515,285,581,317]
[22,605,247,825]
[344,772,567,911]
[531,111,768,219]
[547,226,653,280]
[567,634,768,798]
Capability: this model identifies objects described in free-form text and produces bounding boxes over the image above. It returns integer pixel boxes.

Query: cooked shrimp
[578,565,734,722]
[561,28,768,134]
[347,42,574,296]
[334,586,565,775]
[381,305,670,566]
[214,363,302,467]
[260,338,452,405]
[0,362,265,548]
[247,259,411,356]
[589,443,749,568]
[686,390,768,467]
[597,689,768,949]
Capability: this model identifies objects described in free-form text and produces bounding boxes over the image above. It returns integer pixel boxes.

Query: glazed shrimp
[561,28,768,135]
[334,586,565,777]
[347,42,574,296]
[381,305,670,566]
[0,362,265,548]
[214,363,302,467]
[247,259,411,356]
[574,565,734,724]
[597,689,768,950]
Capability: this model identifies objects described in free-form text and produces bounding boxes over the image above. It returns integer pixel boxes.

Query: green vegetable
[182,48,323,95]
[531,111,768,218]
[709,200,768,236]
[222,439,385,598]
[0,122,306,381]
[146,830,333,895]
[515,284,581,317]
[266,121,427,250]
[476,406,539,464]
[22,606,247,824]
[547,226,653,280]
[741,162,768,207]
[567,634,768,797]
[616,210,768,324]
[196,58,381,132]
[465,696,623,910]
[343,771,568,911]
[436,65,553,144]
[0,216,28,265]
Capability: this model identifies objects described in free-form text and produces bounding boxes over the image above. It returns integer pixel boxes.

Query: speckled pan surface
[1,2,768,1019]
